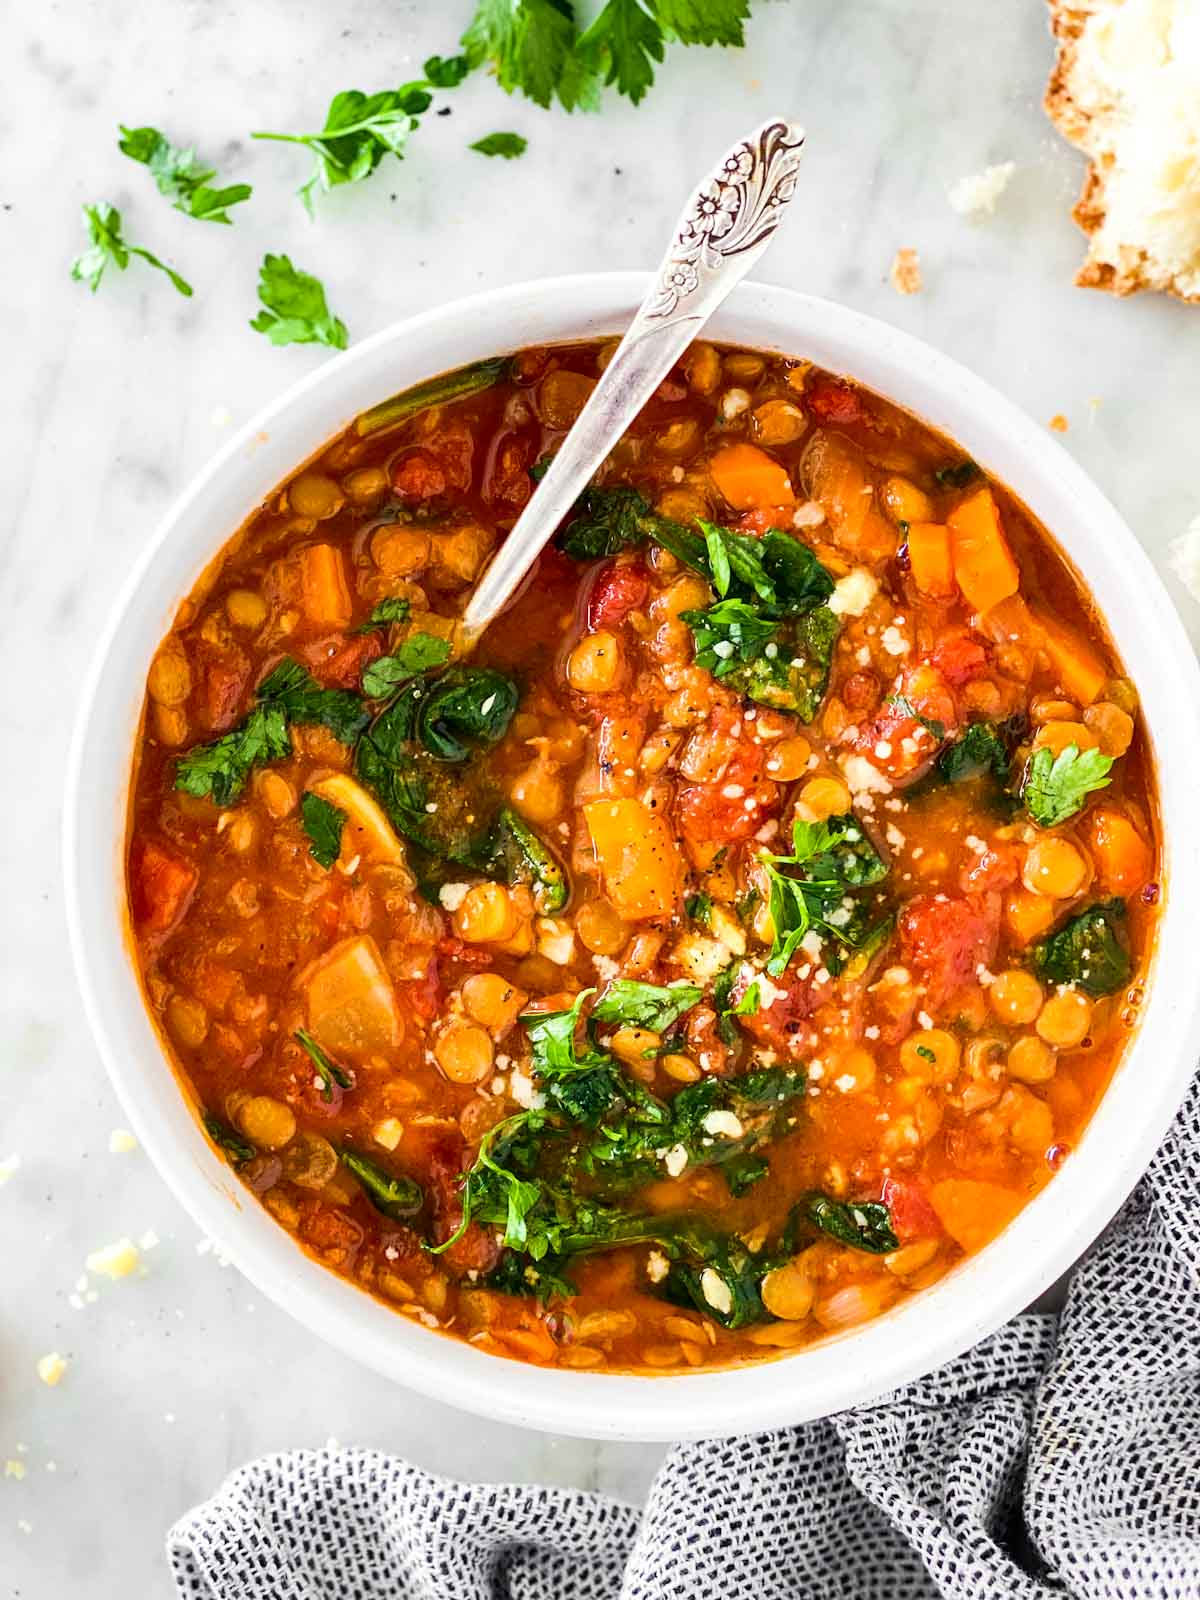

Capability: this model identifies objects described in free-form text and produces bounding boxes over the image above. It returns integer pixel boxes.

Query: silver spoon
[461,117,806,642]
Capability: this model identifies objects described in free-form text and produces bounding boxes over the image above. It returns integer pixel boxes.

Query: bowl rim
[64,270,1200,1441]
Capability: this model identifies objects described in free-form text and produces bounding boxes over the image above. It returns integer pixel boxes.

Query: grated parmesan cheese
[948,162,1016,217]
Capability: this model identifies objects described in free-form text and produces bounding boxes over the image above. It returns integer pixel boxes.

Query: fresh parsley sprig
[174,658,368,805]
[759,814,889,976]
[361,633,452,698]
[1022,743,1113,828]
[352,598,413,635]
[300,791,347,869]
[252,59,459,212]
[250,254,347,349]
[70,202,193,297]
[118,125,252,223]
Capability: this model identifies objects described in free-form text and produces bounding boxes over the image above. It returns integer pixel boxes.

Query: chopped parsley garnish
[759,813,890,976]
[253,79,437,212]
[70,202,193,297]
[916,1044,936,1063]
[118,125,252,222]
[174,658,368,806]
[470,131,529,157]
[294,1028,354,1102]
[1022,743,1113,828]
[352,597,413,634]
[684,891,713,927]
[361,633,452,698]
[300,791,347,869]
[250,254,348,349]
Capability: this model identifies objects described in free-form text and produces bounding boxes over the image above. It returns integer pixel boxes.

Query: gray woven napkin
[169,1073,1200,1600]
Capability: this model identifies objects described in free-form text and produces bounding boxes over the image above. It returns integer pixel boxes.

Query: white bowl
[65,273,1200,1441]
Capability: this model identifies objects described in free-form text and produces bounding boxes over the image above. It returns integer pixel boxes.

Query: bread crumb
[1168,513,1200,602]
[85,1237,140,1280]
[108,1128,138,1154]
[889,247,922,294]
[36,1352,69,1388]
[1049,413,1070,432]
[948,162,1015,217]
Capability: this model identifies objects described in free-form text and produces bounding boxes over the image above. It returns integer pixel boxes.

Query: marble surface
[4,0,1200,1591]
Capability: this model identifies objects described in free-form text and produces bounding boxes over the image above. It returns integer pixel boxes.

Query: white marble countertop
[4,0,1199,1590]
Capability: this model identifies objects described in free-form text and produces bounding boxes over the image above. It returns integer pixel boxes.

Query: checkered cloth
[170,1073,1200,1599]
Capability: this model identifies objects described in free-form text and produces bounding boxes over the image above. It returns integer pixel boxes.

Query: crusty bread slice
[1045,0,1200,302]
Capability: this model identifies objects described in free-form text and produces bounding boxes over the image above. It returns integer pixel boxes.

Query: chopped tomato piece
[132,841,197,935]
[587,561,649,630]
[303,632,382,689]
[899,892,999,1009]
[844,661,956,781]
[427,1138,500,1275]
[736,974,819,1056]
[390,450,446,500]
[200,649,250,732]
[683,1005,730,1076]
[483,429,534,509]
[734,507,796,537]
[806,377,866,425]
[880,1177,943,1242]
[930,632,990,689]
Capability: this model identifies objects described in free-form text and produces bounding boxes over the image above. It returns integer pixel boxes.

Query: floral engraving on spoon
[649,120,806,319]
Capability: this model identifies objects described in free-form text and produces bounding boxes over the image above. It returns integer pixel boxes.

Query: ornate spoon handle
[461,118,806,639]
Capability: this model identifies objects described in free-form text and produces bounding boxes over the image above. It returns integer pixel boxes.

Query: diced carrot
[708,442,796,511]
[1033,608,1108,707]
[306,934,402,1058]
[1086,808,1152,894]
[929,1178,1024,1252]
[131,840,197,935]
[947,488,1020,614]
[299,544,353,629]
[1004,888,1057,947]
[583,798,681,920]
[906,521,955,596]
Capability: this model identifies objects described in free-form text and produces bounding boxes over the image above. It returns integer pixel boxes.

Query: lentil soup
[127,340,1159,1373]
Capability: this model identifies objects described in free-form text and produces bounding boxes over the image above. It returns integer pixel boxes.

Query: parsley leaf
[175,658,368,805]
[118,125,252,222]
[470,131,529,157]
[70,202,193,297]
[759,812,890,976]
[423,53,472,87]
[300,791,347,869]
[577,0,664,104]
[361,633,453,698]
[250,254,347,350]
[462,0,599,112]
[683,599,838,721]
[253,82,434,212]
[294,1028,354,1102]
[592,980,703,1033]
[1022,743,1113,828]
[352,597,412,634]
[684,891,712,927]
